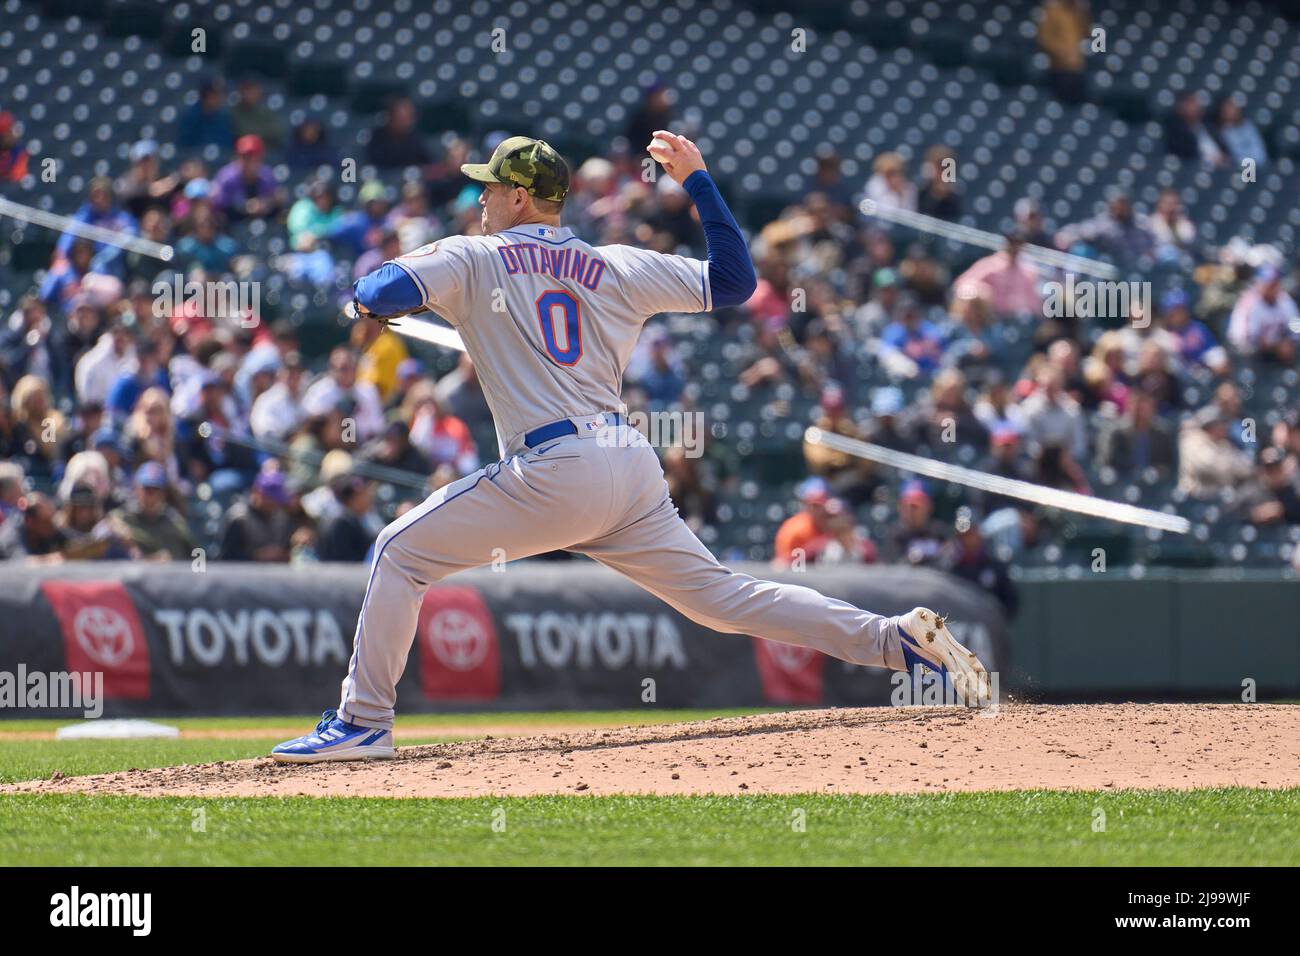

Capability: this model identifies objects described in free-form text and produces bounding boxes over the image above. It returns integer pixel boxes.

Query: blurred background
[1,1,1299,706]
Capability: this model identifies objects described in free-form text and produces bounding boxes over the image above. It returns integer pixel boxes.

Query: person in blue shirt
[177,77,235,151]
[325,181,392,260]
[53,178,138,278]
[106,339,170,424]
[881,294,946,376]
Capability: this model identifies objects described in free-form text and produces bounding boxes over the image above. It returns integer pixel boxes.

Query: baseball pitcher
[273,132,989,762]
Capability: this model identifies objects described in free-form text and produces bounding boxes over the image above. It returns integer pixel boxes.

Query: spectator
[105,462,197,560]
[1227,265,1298,363]
[40,239,98,308]
[123,386,181,482]
[1212,95,1268,167]
[366,96,431,169]
[10,492,64,559]
[1161,289,1229,375]
[853,267,901,336]
[1165,92,1227,169]
[404,383,478,477]
[327,181,392,260]
[231,78,285,152]
[1178,406,1254,500]
[385,181,442,252]
[1149,190,1198,261]
[174,209,236,273]
[55,483,132,561]
[287,180,344,251]
[645,175,704,253]
[773,478,833,568]
[880,295,945,377]
[354,228,403,284]
[212,135,285,222]
[286,118,337,169]
[811,146,856,216]
[1,296,56,391]
[178,370,258,492]
[973,375,1026,436]
[1097,391,1177,476]
[302,346,386,442]
[943,508,1018,617]
[0,462,25,559]
[803,497,878,566]
[250,351,306,442]
[977,429,1035,513]
[1038,0,1090,104]
[917,146,961,221]
[887,481,948,566]
[360,419,432,475]
[917,368,989,451]
[864,152,917,212]
[1013,198,1052,248]
[662,444,718,531]
[352,312,410,404]
[1248,447,1300,526]
[625,82,673,155]
[862,386,914,451]
[1019,365,1088,476]
[631,328,685,410]
[1056,190,1156,267]
[316,475,379,562]
[0,110,29,181]
[943,289,999,373]
[115,140,173,219]
[804,387,878,506]
[53,178,138,277]
[434,354,493,436]
[107,339,170,424]
[953,232,1043,318]
[124,208,176,283]
[177,77,234,151]
[218,469,294,561]
[74,319,136,406]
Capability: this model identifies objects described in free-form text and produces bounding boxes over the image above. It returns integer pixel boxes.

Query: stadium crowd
[2,71,1299,611]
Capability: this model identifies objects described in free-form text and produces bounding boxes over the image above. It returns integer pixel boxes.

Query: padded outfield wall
[0,562,1293,717]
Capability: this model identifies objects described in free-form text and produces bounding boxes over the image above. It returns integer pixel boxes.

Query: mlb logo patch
[536,226,557,239]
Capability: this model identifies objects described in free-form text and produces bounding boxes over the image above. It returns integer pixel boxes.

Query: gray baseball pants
[338,424,906,729]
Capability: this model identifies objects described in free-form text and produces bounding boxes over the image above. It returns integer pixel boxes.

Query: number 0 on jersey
[535,289,583,365]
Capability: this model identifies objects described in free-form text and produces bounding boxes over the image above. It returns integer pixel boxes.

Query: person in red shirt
[0,112,29,182]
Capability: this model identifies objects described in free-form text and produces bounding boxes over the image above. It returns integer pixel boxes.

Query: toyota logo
[72,605,134,668]
[426,608,489,672]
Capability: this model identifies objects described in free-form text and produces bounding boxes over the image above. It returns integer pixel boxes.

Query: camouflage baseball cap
[460,136,570,203]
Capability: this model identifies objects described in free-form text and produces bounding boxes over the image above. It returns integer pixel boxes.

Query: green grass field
[3,790,1295,866]
[1,712,1296,866]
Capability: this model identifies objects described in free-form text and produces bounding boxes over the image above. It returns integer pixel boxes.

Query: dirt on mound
[6,703,1297,798]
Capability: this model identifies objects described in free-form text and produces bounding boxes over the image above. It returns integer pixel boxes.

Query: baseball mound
[8,703,1298,798]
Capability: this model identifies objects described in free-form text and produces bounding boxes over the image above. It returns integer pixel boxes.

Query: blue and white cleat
[897,607,992,708]
[271,710,395,764]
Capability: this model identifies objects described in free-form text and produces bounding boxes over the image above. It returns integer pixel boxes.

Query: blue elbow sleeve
[353,262,424,315]
[683,171,757,309]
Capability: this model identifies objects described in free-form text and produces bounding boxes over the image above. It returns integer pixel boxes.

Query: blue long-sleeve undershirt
[682,169,757,309]
[354,261,423,316]
[352,169,756,315]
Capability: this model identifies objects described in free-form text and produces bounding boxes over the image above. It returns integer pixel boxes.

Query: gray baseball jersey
[390,225,710,455]
[337,224,907,730]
